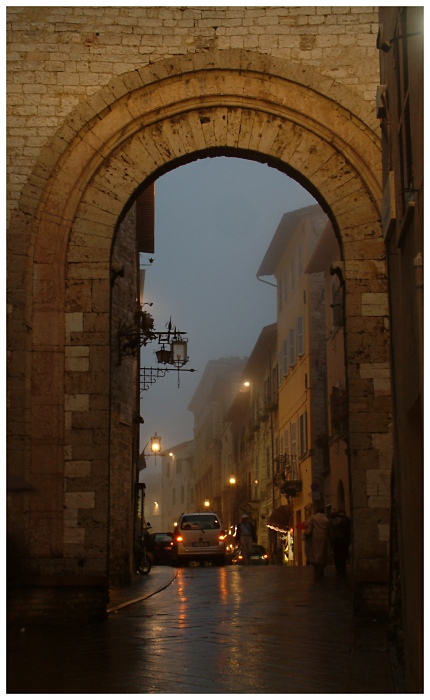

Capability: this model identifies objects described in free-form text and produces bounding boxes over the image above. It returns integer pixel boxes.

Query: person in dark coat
[236,514,257,565]
[330,510,351,575]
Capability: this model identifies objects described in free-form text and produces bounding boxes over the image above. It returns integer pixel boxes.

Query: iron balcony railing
[274,454,301,483]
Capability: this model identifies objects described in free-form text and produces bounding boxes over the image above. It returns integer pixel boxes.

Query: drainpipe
[270,405,275,514]
[413,252,423,413]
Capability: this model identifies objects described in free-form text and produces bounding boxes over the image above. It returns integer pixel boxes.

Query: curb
[107,569,178,614]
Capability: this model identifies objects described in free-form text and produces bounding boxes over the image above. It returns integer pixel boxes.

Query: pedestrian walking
[306,506,331,579]
[330,510,351,575]
[302,519,313,565]
[236,513,256,565]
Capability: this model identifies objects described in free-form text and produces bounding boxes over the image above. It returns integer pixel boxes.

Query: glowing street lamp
[151,432,161,458]
[204,499,210,508]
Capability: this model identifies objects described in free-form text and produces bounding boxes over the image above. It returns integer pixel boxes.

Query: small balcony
[274,454,302,495]
[274,454,301,481]
[280,480,302,497]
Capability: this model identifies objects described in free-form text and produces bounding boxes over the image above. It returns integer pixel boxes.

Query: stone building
[188,357,247,519]
[306,222,350,518]
[377,7,423,692]
[160,439,195,532]
[257,205,329,565]
[221,324,278,552]
[7,6,394,626]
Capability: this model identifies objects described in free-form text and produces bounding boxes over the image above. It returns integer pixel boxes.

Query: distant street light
[229,476,238,525]
[204,500,210,508]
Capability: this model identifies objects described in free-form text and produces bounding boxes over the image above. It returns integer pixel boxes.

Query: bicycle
[136,522,154,575]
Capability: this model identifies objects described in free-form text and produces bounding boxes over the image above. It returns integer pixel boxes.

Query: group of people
[304,507,351,578]
[235,508,351,575]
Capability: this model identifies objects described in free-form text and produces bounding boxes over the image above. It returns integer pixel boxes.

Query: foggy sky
[139,156,315,468]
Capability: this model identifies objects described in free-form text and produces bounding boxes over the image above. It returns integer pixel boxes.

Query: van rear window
[181,515,220,530]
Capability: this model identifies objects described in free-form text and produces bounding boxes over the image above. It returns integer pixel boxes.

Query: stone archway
[8,50,391,615]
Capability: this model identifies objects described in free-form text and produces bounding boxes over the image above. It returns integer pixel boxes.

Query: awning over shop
[267,505,292,533]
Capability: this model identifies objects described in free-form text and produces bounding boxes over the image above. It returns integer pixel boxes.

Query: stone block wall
[7,5,379,223]
[110,205,140,587]
[308,270,329,481]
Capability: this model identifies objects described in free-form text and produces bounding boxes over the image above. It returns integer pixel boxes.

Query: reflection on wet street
[8,564,392,694]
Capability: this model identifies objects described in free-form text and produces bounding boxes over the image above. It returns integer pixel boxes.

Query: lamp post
[136,432,159,548]
[229,476,237,526]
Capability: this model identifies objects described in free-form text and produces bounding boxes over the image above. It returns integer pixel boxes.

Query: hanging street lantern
[150,432,161,456]
[156,346,172,364]
[171,338,188,367]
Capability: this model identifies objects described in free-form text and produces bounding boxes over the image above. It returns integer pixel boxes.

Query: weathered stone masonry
[7,6,380,223]
[7,6,392,619]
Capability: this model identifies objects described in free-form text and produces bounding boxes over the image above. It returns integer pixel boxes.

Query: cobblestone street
[7,564,396,694]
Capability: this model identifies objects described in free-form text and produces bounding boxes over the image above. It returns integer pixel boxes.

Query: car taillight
[263,554,268,559]
[175,534,183,543]
[238,554,243,560]
[219,530,225,541]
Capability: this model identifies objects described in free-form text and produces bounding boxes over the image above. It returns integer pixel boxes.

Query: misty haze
[141,156,316,503]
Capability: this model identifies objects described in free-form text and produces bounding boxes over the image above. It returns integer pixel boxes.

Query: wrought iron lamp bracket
[117,309,189,364]
[140,366,196,392]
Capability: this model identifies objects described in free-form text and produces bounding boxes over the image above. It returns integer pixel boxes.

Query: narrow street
[8,564,395,694]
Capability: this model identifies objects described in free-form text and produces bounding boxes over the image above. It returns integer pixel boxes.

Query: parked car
[152,532,175,566]
[233,544,270,566]
[173,512,226,566]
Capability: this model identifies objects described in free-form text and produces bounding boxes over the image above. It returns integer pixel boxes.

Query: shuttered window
[298,412,308,456]
[289,328,296,366]
[282,338,289,376]
[297,316,304,356]
[290,422,297,476]
[283,428,289,458]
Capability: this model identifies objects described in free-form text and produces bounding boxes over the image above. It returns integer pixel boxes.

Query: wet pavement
[7,564,397,694]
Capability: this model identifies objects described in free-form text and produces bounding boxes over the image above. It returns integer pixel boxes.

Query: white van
[173,512,226,566]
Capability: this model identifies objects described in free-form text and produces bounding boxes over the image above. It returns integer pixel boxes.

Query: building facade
[258,206,329,565]
[7,7,395,627]
[188,358,247,521]
[160,440,195,532]
[306,223,350,518]
[221,325,279,554]
[377,7,423,692]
